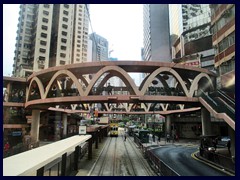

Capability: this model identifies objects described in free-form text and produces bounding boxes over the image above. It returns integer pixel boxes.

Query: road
[88,129,156,176]
[151,145,228,176]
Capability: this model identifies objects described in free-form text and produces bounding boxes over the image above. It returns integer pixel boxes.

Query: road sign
[79,126,86,135]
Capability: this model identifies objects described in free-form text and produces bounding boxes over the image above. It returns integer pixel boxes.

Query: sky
[3,4,143,80]
[3,4,20,76]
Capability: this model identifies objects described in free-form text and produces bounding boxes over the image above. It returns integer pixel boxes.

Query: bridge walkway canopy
[3,135,92,176]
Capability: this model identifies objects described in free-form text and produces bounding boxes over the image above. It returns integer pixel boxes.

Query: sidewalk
[143,134,199,149]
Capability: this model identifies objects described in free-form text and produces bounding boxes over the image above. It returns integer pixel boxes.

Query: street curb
[194,152,235,176]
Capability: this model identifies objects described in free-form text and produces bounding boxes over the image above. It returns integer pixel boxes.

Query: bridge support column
[166,115,172,135]
[31,110,40,144]
[99,128,102,143]
[62,113,68,138]
[95,131,98,149]
[201,107,212,135]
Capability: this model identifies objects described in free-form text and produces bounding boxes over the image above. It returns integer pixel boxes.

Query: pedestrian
[3,89,8,102]
[124,132,127,141]
[152,134,155,142]
[166,133,170,142]
[4,141,10,155]
[227,140,231,155]
[175,134,179,142]
[212,138,217,150]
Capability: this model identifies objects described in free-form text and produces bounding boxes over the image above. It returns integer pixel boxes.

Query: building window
[41,25,48,31]
[27,14,33,20]
[61,46,66,50]
[43,10,49,16]
[62,31,67,36]
[61,38,67,43]
[60,53,66,58]
[40,40,47,46]
[76,58,80,61]
[25,29,31,34]
[41,33,47,38]
[62,24,68,29]
[24,43,31,49]
[63,17,68,22]
[60,60,65,65]
[64,4,69,9]
[44,4,50,8]
[39,56,45,60]
[63,10,68,15]
[228,33,235,46]
[42,18,48,23]
[39,48,46,53]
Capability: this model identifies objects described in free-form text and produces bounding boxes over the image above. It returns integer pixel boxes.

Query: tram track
[120,130,157,176]
[88,136,112,176]
[121,131,137,175]
[88,129,156,176]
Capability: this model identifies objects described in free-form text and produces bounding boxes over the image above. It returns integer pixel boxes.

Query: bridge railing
[201,90,235,121]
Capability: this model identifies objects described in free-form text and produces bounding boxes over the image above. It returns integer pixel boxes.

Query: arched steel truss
[25,61,216,114]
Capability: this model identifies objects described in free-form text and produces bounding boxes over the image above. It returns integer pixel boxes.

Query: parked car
[217,136,230,147]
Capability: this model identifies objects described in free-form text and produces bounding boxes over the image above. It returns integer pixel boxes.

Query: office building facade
[89,32,109,62]
[171,4,214,70]
[12,4,89,77]
[143,4,171,62]
[210,4,235,93]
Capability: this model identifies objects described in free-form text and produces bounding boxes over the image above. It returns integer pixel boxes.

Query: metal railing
[199,151,235,173]
[133,135,179,176]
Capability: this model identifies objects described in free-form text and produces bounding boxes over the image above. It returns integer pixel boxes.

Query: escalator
[199,90,235,130]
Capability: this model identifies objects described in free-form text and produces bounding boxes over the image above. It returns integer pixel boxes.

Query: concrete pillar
[95,131,98,149]
[31,110,40,144]
[201,107,212,135]
[228,126,235,159]
[54,121,61,141]
[54,112,62,141]
[62,113,68,138]
[166,115,172,135]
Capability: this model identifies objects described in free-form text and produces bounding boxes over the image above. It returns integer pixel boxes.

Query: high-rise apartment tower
[12,4,89,77]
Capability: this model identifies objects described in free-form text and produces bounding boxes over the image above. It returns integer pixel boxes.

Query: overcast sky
[3,4,143,79]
